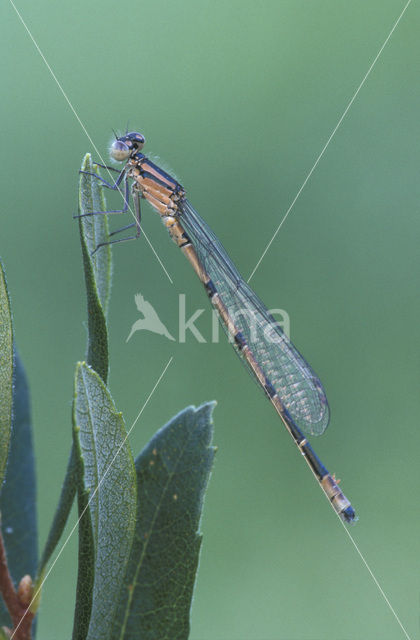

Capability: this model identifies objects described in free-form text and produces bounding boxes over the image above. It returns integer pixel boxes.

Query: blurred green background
[1,1,419,638]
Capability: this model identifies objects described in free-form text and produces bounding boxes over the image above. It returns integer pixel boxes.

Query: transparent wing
[180,200,330,436]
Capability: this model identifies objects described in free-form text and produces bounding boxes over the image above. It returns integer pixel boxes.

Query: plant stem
[0,528,34,640]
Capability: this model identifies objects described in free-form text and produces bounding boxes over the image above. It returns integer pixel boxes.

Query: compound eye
[110,140,130,162]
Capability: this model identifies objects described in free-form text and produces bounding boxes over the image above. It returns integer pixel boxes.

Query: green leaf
[0,350,37,631]
[38,156,114,578]
[72,421,95,640]
[78,153,112,319]
[72,363,137,640]
[0,260,13,486]
[78,154,112,383]
[114,403,216,640]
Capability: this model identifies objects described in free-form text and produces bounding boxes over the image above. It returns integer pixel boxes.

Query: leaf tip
[80,153,92,174]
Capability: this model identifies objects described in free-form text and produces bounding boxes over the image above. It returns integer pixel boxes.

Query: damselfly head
[110,131,146,162]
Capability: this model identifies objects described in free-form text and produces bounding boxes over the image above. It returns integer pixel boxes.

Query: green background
[1,1,419,638]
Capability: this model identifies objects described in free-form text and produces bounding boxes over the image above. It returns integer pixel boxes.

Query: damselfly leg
[88,163,121,173]
[80,165,126,189]
[76,166,130,218]
[77,163,142,252]
[92,189,142,253]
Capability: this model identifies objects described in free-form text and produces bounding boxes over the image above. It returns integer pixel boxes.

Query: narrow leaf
[115,403,216,640]
[72,363,137,640]
[0,260,13,486]
[78,154,112,383]
[39,155,114,577]
[0,350,37,631]
[71,426,95,640]
[78,153,112,318]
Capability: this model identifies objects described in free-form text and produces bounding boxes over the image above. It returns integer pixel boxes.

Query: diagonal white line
[247,0,412,283]
[337,517,413,640]
[298,444,412,639]
[138,231,173,284]
[8,0,173,284]
[10,357,174,639]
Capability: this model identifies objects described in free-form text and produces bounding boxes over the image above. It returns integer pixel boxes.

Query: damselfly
[79,131,356,523]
